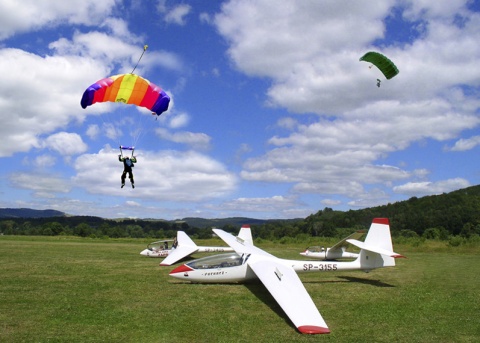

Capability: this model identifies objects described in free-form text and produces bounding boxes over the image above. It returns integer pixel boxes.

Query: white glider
[299,230,365,260]
[169,218,404,335]
[157,225,253,266]
[139,239,175,258]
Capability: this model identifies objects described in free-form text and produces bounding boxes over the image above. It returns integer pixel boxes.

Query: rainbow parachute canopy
[80,74,170,116]
[359,51,399,80]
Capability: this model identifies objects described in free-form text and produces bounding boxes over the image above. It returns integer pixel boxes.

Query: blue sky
[1,0,479,220]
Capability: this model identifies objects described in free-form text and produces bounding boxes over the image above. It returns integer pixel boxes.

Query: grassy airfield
[0,236,478,343]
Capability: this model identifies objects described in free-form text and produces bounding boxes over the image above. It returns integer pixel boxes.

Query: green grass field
[0,236,479,342]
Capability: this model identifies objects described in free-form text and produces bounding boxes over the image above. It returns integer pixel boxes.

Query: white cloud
[208,195,311,219]
[0,18,182,159]
[86,125,101,140]
[215,0,480,207]
[1,0,479,219]
[0,0,118,40]
[215,0,480,116]
[73,148,237,202]
[33,154,57,168]
[321,199,341,207]
[44,132,88,156]
[393,178,471,196]
[168,112,190,128]
[10,172,72,198]
[346,188,390,208]
[155,128,211,150]
[447,136,480,151]
[164,4,192,25]
[0,48,99,157]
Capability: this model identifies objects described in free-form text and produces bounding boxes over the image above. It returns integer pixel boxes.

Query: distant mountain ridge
[179,217,299,228]
[0,208,65,218]
[0,208,295,228]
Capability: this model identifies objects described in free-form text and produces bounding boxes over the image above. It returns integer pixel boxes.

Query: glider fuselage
[169,252,366,283]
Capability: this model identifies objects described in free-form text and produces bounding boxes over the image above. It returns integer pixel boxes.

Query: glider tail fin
[347,218,404,271]
[176,231,197,248]
[237,225,253,245]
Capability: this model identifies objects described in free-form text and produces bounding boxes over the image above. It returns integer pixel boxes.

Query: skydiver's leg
[128,171,134,188]
[121,171,126,188]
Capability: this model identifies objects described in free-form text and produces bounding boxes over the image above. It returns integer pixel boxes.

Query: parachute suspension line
[98,110,122,149]
[131,45,148,74]
[128,108,154,150]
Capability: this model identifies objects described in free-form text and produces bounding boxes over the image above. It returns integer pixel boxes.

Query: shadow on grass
[243,281,298,332]
[241,276,394,332]
[302,276,395,287]
[167,275,394,334]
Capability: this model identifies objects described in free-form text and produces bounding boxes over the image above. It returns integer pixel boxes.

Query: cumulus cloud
[1,0,479,219]
[10,172,72,198]
[207,195,311,219]
[86,125,101,140]
[0,23,182,157]
[447,136,480,151]
[33,154,57,168]
[216,0,480,207]
[0,48,97,157]
[0,0,117,40]
[72,148,237,202]
[43,132,88,156]
[164,4,192,25]
[393,178,471,196]
[215,0,480,115]
[155,128,211,150]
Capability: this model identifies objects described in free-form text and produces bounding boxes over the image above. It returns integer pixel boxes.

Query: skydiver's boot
[131,183,135,189]
[121,183,125,188]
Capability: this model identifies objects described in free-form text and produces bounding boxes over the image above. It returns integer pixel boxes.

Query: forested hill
[301,184,480,238]
[0,208,65,218]
[1,185,479,239]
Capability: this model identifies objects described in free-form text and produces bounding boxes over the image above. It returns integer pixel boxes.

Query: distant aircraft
[169,218,404,335]
[140,225,253,266]
[300,230,365,260]
[140,239,176,258]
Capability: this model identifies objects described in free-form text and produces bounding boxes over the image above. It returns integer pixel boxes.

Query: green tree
[0,220,16,235]
[74,223,93,237]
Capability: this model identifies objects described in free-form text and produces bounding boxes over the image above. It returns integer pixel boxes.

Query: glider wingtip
[372,218,389,225]
[393,254,407,259]
[298,325,330,334]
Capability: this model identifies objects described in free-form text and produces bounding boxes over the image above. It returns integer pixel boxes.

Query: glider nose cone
[169,264,194,279]
[140,249,149,256]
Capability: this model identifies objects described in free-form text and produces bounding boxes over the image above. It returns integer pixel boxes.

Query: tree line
[1,185,480,241]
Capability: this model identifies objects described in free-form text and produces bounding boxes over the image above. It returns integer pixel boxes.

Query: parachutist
[119,155,137,189]
[359,51,399,84]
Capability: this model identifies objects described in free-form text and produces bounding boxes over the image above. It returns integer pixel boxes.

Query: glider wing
[248,257,330,334]
[213,228,330,334]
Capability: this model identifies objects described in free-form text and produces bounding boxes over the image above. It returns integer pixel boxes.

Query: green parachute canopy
[359,51,399,80]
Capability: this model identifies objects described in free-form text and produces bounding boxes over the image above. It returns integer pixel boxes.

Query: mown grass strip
[0,237,478,342]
